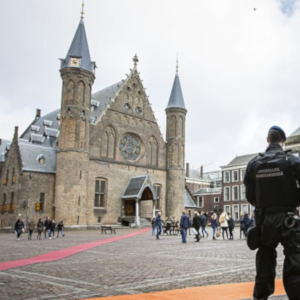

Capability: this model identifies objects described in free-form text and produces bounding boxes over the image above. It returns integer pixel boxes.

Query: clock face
[69,57,81,67]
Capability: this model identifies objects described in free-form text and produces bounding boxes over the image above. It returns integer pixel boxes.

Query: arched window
[94,178,108,207]
[101,126,116,159]
[153,184,162,210]
[10,192,14,212]
[170,115,176,137]
[65,80,75,105]
[178,116,184,137]
[77,81,85,106]
[147,136,158,166]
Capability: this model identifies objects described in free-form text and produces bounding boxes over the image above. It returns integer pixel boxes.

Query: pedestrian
[14,218,25,241]
[44,217,52,239]
[151,217,156,236]
[51,219,56,239]
[210,213,218,240]
[200,211,209,238]
[28,219,35,240]
[243,213,251,237]
[244,125,300,300]
[180,211,190,243]
[192,211,201,242]
[57,220,65,237]
[37,218,43,240]
[228,213,235,240]
[155,212,162,240]
[219,211,229,239]
[239,211,245,238]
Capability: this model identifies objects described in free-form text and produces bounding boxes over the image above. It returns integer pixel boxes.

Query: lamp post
[26,174,33,227]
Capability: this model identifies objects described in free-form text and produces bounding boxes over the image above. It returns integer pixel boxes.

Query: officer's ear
[267,136,271,144]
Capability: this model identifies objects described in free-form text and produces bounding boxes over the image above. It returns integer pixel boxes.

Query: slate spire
[166,59,186,110]
[60,3,95,73]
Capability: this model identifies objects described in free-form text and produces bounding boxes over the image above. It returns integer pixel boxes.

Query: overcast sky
[1,0,300,172]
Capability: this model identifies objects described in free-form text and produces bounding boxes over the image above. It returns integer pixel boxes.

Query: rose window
[119,134,141,160]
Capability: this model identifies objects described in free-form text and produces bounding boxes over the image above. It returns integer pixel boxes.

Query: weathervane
[81,0,85,20]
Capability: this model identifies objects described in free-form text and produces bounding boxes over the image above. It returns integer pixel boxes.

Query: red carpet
[0,228,150,272]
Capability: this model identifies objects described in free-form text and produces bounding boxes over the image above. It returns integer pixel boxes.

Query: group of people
[151,209,257,244]
[14,216,65,241]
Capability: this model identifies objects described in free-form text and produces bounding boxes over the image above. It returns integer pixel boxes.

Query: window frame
[232,185,239,201]
[241,169,246,181]
[197,196,204,208]
[224,205,231,214]
[154,184,162,210]
[94,178,107,208]
[214,197,219,203]
[232,170,239,182]
[233,204,239,221]
[224,171,230,183]
[241,184,246,200]
[241,204,248,214]
[224,187,230,201]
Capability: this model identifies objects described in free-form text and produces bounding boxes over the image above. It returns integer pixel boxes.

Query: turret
[165,60,187,218]
[55,5,95,225]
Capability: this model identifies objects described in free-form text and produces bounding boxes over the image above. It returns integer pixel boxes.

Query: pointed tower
[165,61,187,218]
[55,5,96,225]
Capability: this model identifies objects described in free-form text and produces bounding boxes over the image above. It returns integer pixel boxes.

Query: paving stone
[0,228,289,299]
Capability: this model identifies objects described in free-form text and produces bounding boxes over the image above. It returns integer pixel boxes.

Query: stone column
[135,199,140,226]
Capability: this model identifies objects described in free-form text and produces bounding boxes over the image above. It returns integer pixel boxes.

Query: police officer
[244,126,300,300]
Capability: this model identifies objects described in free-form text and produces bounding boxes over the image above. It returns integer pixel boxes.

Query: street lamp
[26,174,33,227]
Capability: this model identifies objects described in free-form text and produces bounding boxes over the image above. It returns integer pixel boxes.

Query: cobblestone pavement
[0,228,288,300]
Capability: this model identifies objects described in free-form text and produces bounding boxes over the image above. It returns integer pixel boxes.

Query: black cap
[269,126,286,142]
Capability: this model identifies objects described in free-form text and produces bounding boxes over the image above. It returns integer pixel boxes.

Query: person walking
[37,218,43,240]
[51,219,56,239]
[155,212,162,240]
[239,211,246,238]
[44,217,52,239]
[244,125,300,300]
[151,217,156,236]
[28,219,35,240]
[243,213,251,237]
[57,220,65,237]
[219,211,229,240]
[192,211,201,242]
[180,211,190,243]
[210,213,218,240]
[200,211,209,238]
[228,213,235,240]
[14,218,25,241]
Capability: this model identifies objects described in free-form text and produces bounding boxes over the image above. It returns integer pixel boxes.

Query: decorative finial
[176,53,179,74]
[81,0,85,20]
[133,54,139,68]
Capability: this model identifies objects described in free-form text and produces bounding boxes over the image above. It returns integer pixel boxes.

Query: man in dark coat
[192,211,201,242]
[244,125,300,300]
[155,212,162,240]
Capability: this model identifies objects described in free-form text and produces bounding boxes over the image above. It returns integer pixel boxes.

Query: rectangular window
[232,170,239,182]
[241,184,246,200]
[224,205,231,214]
[241,204,248,214]
[198,196,204,208]
[154,185,161,209]
[233,204,239,221]
[241,169,246,181]
[214,197,219,203]
[232,186,239,200]
[95,179,106,207]
[39,193,45,212]
[224,171,230,183]
[224,187,230,201]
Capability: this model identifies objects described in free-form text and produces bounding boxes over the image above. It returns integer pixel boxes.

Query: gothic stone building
[0,16,196,228]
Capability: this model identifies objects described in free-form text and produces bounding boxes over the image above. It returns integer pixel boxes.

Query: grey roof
[193,188,222,196]
[223,153,258,168]
[186,168,222,181]
[60,20,95,73]
[91,81,123,124]
[19,141,57,173]
[289,127,300,137]
[0,139,10,162]
[20,109,60,147]
[122,175,158,200]
[166,74,186,110]
[184,190,197,208]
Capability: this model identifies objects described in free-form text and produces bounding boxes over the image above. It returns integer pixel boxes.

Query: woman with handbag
[219,211,229,240]
[210,213,218,240]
